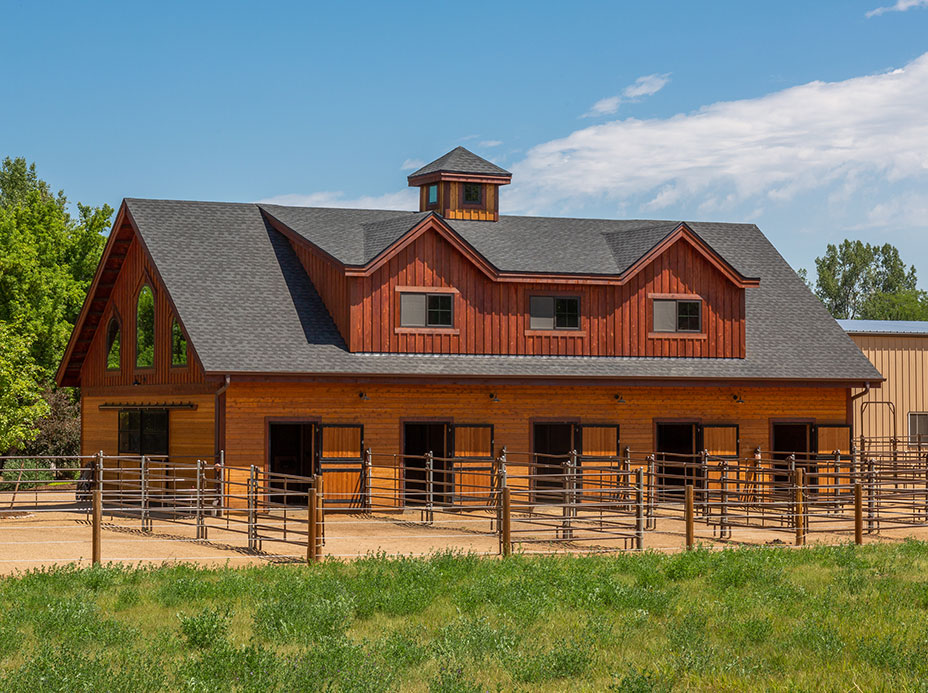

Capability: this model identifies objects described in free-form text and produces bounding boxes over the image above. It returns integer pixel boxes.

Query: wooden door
[318,424,364,509]
[578,424,620,502]
[450,424,494,505]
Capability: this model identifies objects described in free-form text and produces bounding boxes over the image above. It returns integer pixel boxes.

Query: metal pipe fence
[6,445,928,566]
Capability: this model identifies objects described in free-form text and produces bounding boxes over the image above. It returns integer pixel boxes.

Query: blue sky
[3,0,928,280]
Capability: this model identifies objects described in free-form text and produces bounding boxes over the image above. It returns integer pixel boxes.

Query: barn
[56,147,881,509]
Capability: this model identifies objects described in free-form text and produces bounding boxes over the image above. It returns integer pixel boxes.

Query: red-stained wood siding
[342,228,745,358]
[291,241,351,344]
[80,231,205,387]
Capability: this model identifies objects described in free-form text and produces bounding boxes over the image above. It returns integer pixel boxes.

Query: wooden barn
[56,146,882,507]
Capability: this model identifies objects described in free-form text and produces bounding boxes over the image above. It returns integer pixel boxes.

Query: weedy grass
[3,542,928,690]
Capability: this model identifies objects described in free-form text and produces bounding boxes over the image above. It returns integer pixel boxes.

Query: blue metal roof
[838,319,928,335]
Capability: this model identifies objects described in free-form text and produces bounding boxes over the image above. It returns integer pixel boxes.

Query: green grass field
[2,543,928,692]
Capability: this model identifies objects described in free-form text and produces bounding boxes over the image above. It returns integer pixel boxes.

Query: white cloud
[258,189,418,210]
[479,140,503,147]
[400,158,424,171]
[583,73,670,117]
[867,0,928,17]
[511,53,928,217]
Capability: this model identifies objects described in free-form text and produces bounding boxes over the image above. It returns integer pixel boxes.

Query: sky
[2,0,928,281]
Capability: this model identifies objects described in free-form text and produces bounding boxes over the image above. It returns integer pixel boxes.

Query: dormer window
[530,296,580,330]
[427,184,438,206]
[400,292,454,328]
[463,183,482,205]
[653,298,702,333]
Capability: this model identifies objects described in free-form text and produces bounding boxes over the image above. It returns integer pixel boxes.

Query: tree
[0,157,110,455]
[812,240,923,320]
[0,322,47,452]
[0,157,111,379]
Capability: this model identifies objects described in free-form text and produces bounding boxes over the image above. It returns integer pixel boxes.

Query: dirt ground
[2,489,928,574]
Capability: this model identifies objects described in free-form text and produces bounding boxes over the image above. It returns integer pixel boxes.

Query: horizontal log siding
[81,392,216,459]
[349,229,745,357]
[224,381,848,472]
[80,234,205,387]
[291,241,351,344]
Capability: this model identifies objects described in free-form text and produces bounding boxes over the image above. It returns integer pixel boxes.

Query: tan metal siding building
[839,320,928,447]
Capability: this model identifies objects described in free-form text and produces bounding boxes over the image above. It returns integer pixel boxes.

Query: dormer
[407,146,511,221]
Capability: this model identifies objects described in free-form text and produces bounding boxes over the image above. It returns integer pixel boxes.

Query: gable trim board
[57,198,883,388]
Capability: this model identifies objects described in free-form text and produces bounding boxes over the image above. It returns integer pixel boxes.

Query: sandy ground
[2,489,928,574]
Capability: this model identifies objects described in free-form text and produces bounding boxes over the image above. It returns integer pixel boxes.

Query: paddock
[2,440,928,572]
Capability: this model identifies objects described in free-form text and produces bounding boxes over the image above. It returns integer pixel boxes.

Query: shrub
[178,606,232,649]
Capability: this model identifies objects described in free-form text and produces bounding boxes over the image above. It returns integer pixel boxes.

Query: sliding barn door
[450,424,494,506]
[318,424,365,509]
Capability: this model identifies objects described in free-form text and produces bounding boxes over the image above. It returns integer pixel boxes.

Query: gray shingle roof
[123,198,881,383]
[408,147,511,179]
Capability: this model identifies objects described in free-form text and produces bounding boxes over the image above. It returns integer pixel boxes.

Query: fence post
[794,467,805,546]
[363,448,372,512]
[720,460,730,540]
[425,451,434,524]
[699,450,709,518]
[247,465,257,552]
[501,486,512,557]
[646,454,656,530]
[495,447,508,534]
[685,484,694,550]
[635,468,644,551]
[316,474,325,548]
[622,446,631,510]
[195,459,202,540]
[92,452,103,565]
[867,458,876,534]
[307,485,318,563]
[140,455,150,532]
[560,450,577,540]
[854,482,863,545]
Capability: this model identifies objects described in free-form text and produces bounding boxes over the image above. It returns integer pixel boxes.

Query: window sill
[395,327,460,335]
[648,332,707,340]
[524,329,587,337]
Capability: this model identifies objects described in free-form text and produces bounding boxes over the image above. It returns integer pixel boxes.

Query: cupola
[407,146,511,221]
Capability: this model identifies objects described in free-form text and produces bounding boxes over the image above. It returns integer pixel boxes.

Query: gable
[56,204,205,387]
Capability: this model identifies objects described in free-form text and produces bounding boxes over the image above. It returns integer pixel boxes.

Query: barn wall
[847,333,928,443]
[80,234,205,388]
[348,229,745,358]
[224,381,848,470]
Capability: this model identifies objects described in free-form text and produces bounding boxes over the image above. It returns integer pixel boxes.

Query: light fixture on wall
[359,391,369,401]
[732,393,745,404]
[614,394,626,404]
[489,393,500,403]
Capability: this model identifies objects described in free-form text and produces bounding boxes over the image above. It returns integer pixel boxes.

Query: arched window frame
[105,311,122,372]
[171,316,188,368]
[135,282,156,369]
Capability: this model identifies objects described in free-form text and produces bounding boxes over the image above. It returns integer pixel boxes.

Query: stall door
[655,422,699,495]
[318,424,365,509]
[450,424,494,506]
[532,422,576,503]
[268,422,315,505]
[403,422,449,506]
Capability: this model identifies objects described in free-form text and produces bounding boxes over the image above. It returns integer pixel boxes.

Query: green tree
[0,157,111,455]
[0,157,111,378]
[813,240,923,319]
[0,322,48,451]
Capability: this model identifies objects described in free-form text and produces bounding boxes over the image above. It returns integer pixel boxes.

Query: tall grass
[2,543,928,690]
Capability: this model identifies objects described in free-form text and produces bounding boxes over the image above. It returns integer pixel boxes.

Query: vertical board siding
[341,229,745,358]
[80,231,205,387]
[849,334,928,441]
[291,242,351,346]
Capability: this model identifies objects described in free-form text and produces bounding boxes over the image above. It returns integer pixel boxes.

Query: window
[653,299,702,333]
[463,183,482,205]
[427,184,438,205]
[136,285,155,367]
[171,318,187,367]
[910,413,928,446]
[400,292,454,328]
[106,318,121,371]
[118,409,168,456]
[530,296,580,330]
